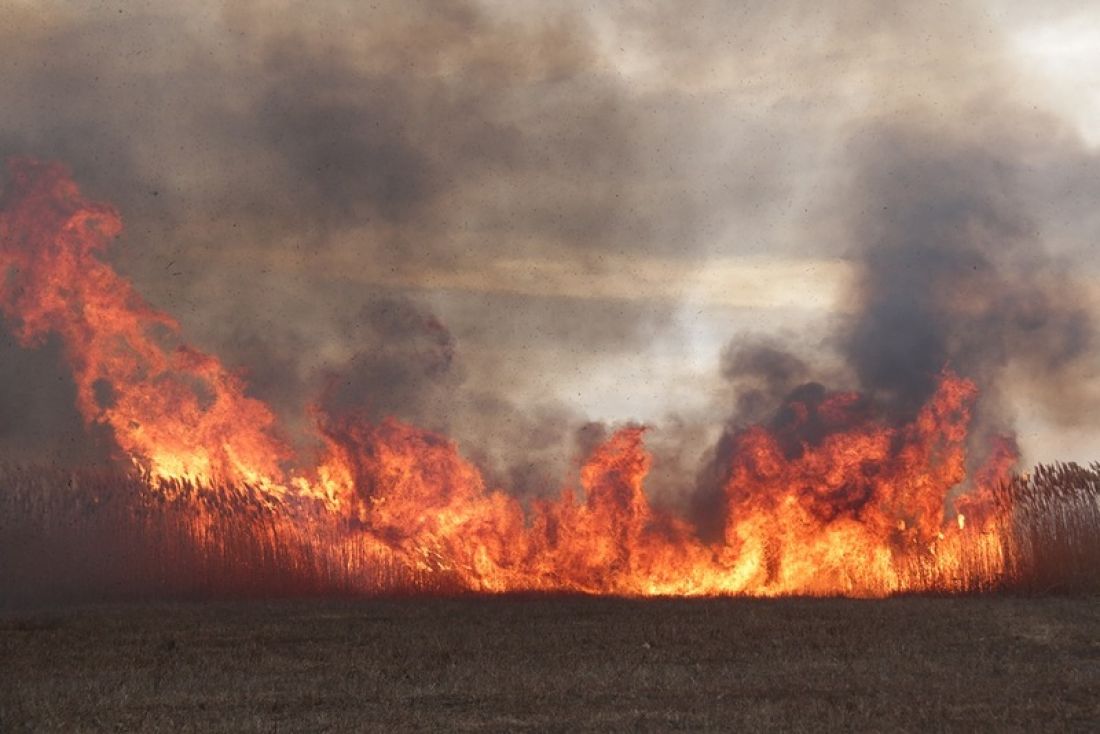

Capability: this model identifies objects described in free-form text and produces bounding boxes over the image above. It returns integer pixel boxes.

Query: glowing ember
[0,158,1024,597]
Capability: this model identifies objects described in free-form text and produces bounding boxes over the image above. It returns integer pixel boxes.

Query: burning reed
[0,464,448,604]
[2,158,1099,603]
[2,460,1098,604]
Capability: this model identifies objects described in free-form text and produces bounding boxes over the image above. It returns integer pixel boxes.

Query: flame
[0,158,1024,597]
[0,159,290,493]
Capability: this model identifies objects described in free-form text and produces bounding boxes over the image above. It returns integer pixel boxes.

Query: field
[2,464,1099,731]
[2,595,1098,732]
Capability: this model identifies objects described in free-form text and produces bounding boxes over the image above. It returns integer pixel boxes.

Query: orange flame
[0,159,1021,597]
[0,159,289,492]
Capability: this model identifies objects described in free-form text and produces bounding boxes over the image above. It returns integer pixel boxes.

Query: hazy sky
[0,0,1098,485]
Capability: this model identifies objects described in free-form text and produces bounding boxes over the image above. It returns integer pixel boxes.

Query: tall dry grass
[1,462,1098,602]
[999,462,1100,594]
[0,465,458,605]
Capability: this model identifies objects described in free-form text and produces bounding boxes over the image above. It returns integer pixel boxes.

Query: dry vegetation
[0,465,445,603]
[1002,464,1100,593]
[1,596,1099,732]
[1,465,1099,730]
[1,462,1099,603]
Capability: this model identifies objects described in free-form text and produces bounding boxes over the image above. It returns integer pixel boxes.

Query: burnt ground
[0,595,1098,732]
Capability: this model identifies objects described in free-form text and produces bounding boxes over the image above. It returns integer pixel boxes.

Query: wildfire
[0,159,290,493]
[0,158,1023,597]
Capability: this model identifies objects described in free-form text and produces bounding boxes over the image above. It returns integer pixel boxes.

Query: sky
[0,0,1098,493]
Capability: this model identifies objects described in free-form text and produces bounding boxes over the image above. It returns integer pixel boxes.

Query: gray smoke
[0,0,1098,502]
[839,125,1097,422]
[0,0,727,484]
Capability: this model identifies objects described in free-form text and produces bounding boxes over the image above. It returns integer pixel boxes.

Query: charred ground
[1,595,1098,732]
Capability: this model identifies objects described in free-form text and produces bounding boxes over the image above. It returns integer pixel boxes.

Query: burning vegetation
[1,158,1099,602]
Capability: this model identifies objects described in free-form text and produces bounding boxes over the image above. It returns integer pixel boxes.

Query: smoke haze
[1,0,1099,500]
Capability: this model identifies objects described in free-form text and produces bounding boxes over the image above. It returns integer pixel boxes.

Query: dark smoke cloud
[0,325,113,467]
[719,337,814,425]
[839,123,1098,423]
[318,298,459,422]
[690,337,820,540]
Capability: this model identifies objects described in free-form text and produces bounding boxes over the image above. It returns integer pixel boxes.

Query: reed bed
[999,462,1100,594]
[1,463,1098,603]
[0,465,459,604]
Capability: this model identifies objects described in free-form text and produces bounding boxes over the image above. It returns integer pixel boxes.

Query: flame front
[0,159,1023,597]
[0,159,290,492]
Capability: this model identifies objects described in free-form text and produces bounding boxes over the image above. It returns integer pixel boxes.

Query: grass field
[2,595,1098,732]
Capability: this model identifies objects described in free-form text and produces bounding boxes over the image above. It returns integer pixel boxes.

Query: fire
[0,159,290,494]
[0,158,1025,597]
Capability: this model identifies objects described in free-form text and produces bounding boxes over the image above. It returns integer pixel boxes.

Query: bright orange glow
[0,159,290,494]
[0,158,1024,597]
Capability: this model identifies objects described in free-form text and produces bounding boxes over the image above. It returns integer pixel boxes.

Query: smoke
[0,0,1099,501]
[0,0,725,481]
[0,325,114,467]
[317,298,459,422]
[676,2,1100,530]
[838,124,1098,424]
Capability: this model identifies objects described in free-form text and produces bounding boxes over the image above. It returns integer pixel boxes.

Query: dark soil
[2,595,1098,732]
